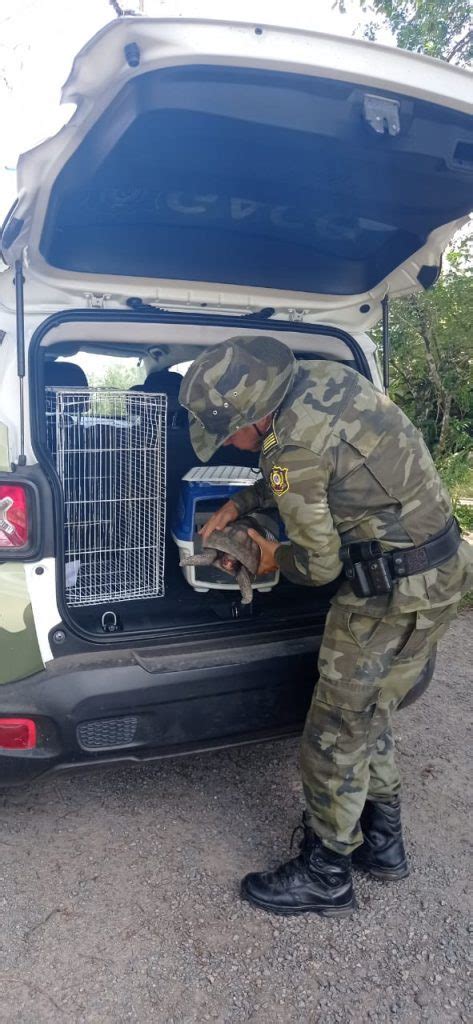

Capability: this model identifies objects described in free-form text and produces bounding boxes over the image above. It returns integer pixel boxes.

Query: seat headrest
[44,361,88,388]
[143,370,182,397]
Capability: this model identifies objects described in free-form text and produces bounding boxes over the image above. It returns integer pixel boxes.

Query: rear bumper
[0,633,320,786]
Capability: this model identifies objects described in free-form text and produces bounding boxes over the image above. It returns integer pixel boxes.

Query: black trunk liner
[69,539,337,636]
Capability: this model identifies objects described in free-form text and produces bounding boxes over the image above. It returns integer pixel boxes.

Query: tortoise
[179,512,279,604]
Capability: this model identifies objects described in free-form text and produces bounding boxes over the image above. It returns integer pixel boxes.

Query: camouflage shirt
[232,360,472,613]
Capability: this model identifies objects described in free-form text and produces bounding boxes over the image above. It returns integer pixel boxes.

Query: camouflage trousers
[301,600,458,854]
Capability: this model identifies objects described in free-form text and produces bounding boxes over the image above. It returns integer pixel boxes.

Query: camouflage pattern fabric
[0,563,43,686]
[230,355,472,850]
[231,358,473,615]
[182,341,473,853]
[301,599,458,853]
[179,335,295,462]
[0,425,44,686]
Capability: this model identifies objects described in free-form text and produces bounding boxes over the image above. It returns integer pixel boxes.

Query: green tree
[382,245,472,460]
[334,1,472,65]
[88,361,145,415]
[335,0,473,522]
[89,362,143,391]
[371,238,473,524]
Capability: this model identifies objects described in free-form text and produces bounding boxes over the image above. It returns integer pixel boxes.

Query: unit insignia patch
[269,466,289,497]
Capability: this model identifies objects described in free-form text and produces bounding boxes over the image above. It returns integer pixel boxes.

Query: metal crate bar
[46,386,167,606]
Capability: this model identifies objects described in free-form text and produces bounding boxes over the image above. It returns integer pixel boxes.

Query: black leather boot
[352,798,409,880]
[241,819,355,917]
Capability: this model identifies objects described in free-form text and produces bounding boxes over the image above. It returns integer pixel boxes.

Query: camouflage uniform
[180,338,473,855]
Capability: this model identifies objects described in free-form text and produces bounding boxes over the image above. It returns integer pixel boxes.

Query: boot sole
[240,884,356,917]
[353,862,410,882]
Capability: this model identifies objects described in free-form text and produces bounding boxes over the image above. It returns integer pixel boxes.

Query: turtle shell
[203,522,260,576]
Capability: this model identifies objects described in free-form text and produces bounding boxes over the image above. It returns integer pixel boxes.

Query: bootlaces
[272,831,327,888]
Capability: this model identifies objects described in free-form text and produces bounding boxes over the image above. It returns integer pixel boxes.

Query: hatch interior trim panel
[38,65,473,297]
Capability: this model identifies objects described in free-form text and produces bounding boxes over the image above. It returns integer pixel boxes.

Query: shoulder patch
[262,429,278,456]
[269,465,289,497]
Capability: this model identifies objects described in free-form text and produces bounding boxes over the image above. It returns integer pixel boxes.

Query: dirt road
[0,613,471,1024]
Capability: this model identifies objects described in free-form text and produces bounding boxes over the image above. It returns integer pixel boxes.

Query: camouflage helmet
[179,335,296,462]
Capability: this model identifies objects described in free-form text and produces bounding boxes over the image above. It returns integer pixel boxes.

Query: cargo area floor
[66,542,337,638]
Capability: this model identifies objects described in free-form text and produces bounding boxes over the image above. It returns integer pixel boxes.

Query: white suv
[0,17,471,784]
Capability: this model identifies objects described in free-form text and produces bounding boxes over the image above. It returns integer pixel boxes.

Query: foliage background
[336,1,473,533]
[376,239,473,531]
[334,0,472,64]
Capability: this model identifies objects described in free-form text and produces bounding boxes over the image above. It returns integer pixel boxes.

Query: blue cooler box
[171,466,280,595]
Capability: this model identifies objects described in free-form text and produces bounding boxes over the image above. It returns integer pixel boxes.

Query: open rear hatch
[2,16,472,330]
[1,17,472,646]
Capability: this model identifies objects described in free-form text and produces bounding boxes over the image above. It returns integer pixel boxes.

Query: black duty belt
[339,517,461,598]
[388,517,461,577]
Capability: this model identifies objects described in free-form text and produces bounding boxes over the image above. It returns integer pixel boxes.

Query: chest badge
[269,466,289,497]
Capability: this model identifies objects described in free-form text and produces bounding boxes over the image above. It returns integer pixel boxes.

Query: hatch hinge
[287,308,310,323]
[363,94,400,137]
[85,292,111,309]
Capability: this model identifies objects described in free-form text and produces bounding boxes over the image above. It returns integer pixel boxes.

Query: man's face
[223,424,262,452]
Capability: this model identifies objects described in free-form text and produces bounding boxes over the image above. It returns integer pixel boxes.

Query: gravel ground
[0,613,471,1024]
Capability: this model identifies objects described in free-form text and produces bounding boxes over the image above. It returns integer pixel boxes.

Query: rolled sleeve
[231,478,277,515]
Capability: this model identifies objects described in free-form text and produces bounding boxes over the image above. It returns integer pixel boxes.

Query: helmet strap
[253,413,274,439]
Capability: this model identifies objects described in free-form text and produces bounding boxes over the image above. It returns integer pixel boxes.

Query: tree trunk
[438,393,452,455]
[417,310,448,432]
[419,326,444,397]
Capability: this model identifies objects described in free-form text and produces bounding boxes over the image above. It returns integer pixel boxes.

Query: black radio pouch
[339,541,394,598]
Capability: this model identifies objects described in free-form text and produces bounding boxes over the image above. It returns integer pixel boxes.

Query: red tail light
[0,485,28,548]
[0,719,37,750]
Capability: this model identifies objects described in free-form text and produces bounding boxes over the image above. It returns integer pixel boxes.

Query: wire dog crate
[46,387,167,606]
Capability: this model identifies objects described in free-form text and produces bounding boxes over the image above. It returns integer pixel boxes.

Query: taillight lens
[0,718,37,750]
[0,485,28,548]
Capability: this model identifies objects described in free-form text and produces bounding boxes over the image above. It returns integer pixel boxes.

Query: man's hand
[247,528,280,576]
[199,499,239,541]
